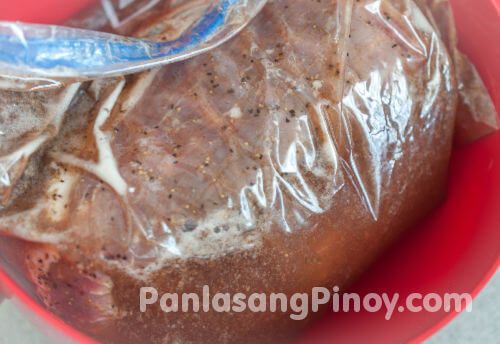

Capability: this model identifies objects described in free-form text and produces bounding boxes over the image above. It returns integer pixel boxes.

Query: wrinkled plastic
[414,0,499,143]
[0,0,498,343]
[0,0,267,91]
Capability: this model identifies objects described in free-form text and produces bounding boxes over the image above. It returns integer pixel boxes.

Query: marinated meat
[0,0,497,343]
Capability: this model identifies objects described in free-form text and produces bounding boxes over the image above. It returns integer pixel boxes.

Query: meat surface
[0,0,496,343]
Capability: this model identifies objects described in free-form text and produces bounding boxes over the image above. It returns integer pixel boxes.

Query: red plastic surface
[0,0,499,343]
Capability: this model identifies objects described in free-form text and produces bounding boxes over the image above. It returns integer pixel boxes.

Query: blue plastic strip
[0,0,236,72]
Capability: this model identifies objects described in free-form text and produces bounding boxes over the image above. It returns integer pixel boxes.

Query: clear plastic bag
[414,0,499,143]
[0,0,267,90]
[0,0,497,343]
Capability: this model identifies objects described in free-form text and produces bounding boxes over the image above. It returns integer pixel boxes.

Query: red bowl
[0,0,499,343]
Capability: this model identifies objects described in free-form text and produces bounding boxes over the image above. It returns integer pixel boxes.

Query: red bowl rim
[1,256,498,343]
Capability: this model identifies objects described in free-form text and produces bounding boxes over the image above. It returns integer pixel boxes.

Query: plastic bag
[0,0,267,90]
[414,0,499,143]
[0,0,497,343]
